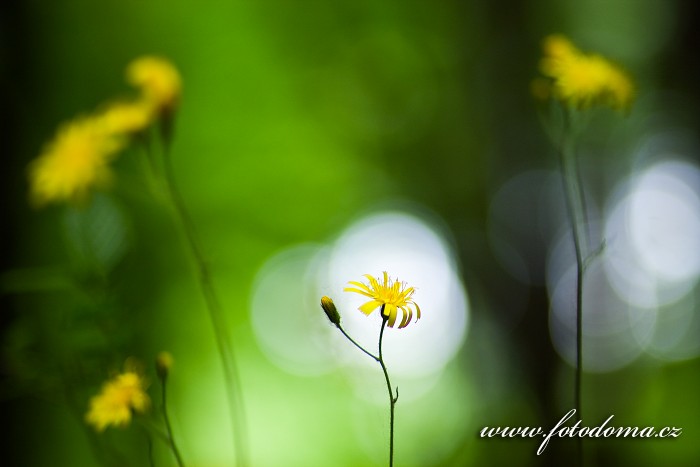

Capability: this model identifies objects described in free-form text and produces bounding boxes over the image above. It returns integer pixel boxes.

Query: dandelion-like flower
[126,56,182,113]
[344,272,421,329]
[537,34,634,111]
[85,370,150,432]
[27,56,185,207]
[95,99,155,135]
[28,117,124,206]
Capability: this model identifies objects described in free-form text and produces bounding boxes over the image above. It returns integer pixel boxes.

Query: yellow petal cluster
[344,272,421,329]
[28,56,181,206]
[126,56,182,113]
[29,118,124,206]
[538,34,634,110]
[95,99,155,135]
[85,370,150,432]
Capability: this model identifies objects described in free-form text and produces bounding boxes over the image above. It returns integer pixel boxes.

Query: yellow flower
[605,67,635,111]
[95,99,155,135]
[126,56,181,113]
[542,34,578,61]
[28,117,124,206]
[85,370,150,432]
[28,57,183,207]
[538,34,634,110]
[344,272,421,329]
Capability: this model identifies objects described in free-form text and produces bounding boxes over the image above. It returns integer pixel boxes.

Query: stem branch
[161,143,248,467]
[335,306,397,467]
[558,112,586,466]
[336,324,379,361]
[161,376,186,467]
[377,315,397,467]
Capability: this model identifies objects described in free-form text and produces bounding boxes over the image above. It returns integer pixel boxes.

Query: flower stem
[160,375,186,467]
[558,113,586,465]
[139,418,171,445]
[145,430,156,467]
[336,324,379,361]
[160,141,248,467]
[377,311,398,467]
[334,307,397,467]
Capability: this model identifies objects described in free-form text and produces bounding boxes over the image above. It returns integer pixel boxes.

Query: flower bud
[320,296,340,325]
[156,351,174,380]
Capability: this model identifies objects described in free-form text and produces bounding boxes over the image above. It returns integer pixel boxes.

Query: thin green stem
[145,431,156,467]
[160,142,248,467]
[335,307,397,467]
[566,111,592,253]
[161,376,186,467]
[137,417,171,445]
[558,113,585,466]
[336,324,379,361]
[573,159,591,252]
[560,142,584,420]
[378,307,397,467]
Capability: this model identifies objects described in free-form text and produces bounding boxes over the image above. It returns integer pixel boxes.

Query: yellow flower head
[29,117,124,206]
[95,99,155,135]
[126,56,181,113]
[85,369,150,432]
[344,272,421,329]
[537,34,634,111]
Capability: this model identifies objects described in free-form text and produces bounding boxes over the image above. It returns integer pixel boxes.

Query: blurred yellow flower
[126,56,181,113]
[85,370,150,432]
[344,272,421,329]
[28,117,124,206]
[95,99,155,135]
[538,34,634,110]
[28,56,184,207]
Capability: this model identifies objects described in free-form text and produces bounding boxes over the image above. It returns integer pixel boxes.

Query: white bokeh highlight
[250,244,337,376]
[548,157,700,370]
[250,209,469,396]
[604,160,700,309]
[320,212,468,381]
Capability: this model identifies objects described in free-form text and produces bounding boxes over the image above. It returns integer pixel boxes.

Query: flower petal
[347,281,372,293]
[365,274,380,292]
[384,304,398,327]
[343,287,375,298]
[359,300,382,315]
[398,306,412,329]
